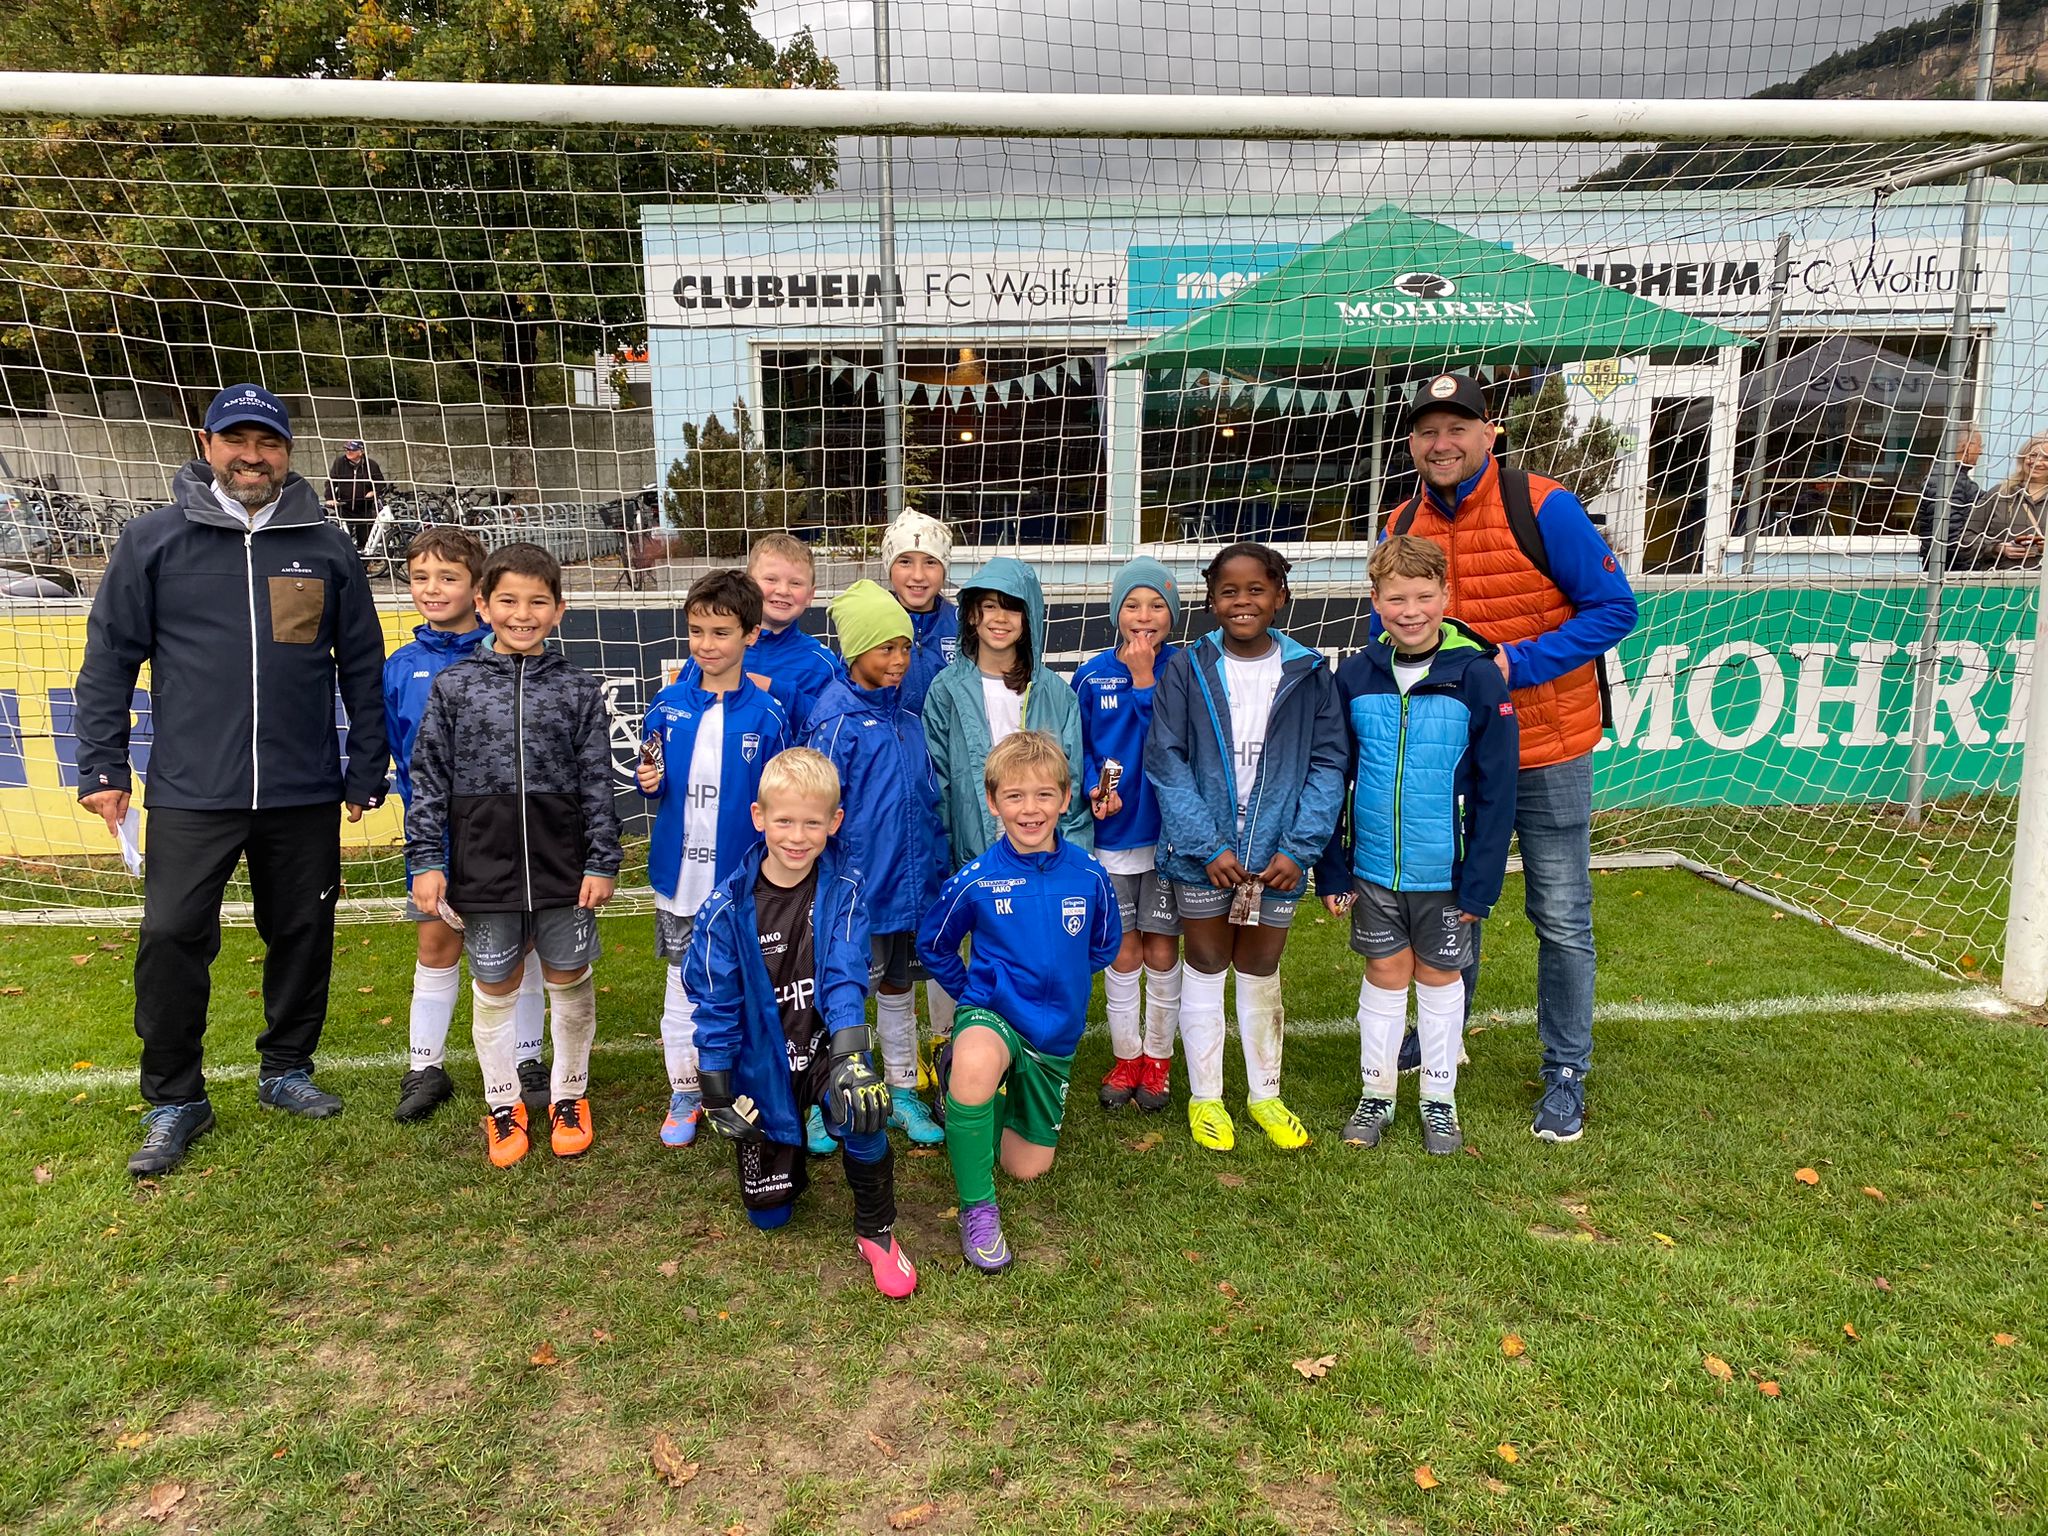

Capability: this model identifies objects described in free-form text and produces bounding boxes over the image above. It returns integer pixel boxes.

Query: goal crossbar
[12,73,2048,143]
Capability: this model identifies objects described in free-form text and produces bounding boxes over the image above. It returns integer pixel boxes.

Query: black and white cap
[1402,373,1489,431]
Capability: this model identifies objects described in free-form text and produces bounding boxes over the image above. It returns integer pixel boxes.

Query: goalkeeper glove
[697,1069,764,1142]
[822,1026,890,1137]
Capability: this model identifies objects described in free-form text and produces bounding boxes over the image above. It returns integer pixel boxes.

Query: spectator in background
[326,439,389,547]
[1917,426,1984,571]
[1954,430,2048,572]
[76,384,389,1177]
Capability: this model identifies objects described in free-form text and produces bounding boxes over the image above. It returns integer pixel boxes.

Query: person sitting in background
[1954,431,2048,572]
[1915,427,1983,571]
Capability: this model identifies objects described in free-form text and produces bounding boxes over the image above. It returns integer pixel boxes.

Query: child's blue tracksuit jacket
[1144,629,1348,890]
[640,672,790,907]
[901,597,958,717]
[1073,642,1179,858]
[1313,617,1520,918]
[804,675,950,936]
[747,622,845,738]
[684,841,871,1149]
[385,623,490,874]
[916,834,1121,1058]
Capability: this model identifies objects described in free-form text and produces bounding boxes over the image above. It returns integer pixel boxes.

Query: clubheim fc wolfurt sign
[645,255,1126,328]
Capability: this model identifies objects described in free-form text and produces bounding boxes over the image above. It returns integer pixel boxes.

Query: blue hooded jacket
[1314,618,1519,918]
[1073,642,1180,855]
[640,672,790,908]
[1145,628,1348,890]
[923,557,1093,868]
[804,674,950,935]
[685,841,871,1148]
[900,596,958,716]
[384,622,489,808]
[917,833,1122,1058]
[744,621,845,738]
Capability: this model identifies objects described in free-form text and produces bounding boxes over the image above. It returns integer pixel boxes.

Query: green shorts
[953,1006,1074,1149]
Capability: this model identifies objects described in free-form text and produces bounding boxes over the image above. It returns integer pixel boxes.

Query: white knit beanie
[880,510,953,572]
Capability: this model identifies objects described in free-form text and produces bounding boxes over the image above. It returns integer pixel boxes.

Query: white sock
[659,963,699,1094]
[1235,968,1285,1104]
[1180,965,1227,1100]
[546,967,598,1103]
[1357,976,1409,1101]
[1104,966,1143,1059]
[513,953,546,1063]
[1416,979,1464,1104]
[924,977,957,1035]
[1142,962,1182,1059]
[407,962,460,1069]
[471,982,522,1110]
[876,989,918,1090]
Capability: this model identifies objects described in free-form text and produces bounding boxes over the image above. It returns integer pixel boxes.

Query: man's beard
[215,467,283,511]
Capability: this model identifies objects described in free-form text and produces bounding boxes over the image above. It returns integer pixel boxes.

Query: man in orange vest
[1387,373,1639,1143]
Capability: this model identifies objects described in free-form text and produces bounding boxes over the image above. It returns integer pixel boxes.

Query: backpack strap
[1387,488,1426,539]
[1497,464,1614,730]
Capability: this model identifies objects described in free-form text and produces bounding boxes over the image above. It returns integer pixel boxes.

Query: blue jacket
[923,557,1093,868]
[1073,643,1180,855]
[917,833,1122,1058]
[805,675,950,935]
[1315,619,1520,918]
[746,621,844,738]
[1145,629,1348,890]
[641,673,790,907]
[384,623,490,808]
[901,597,958,717]
[685,842,871,1149]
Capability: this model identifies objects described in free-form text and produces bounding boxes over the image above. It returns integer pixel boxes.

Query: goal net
[0,77,2038,986]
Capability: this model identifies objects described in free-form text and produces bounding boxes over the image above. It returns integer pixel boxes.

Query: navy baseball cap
[203,384,293,442]
[1402,373,1489,432]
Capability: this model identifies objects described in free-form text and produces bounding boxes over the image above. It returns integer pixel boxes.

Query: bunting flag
[1148,366,1377,416]
[821,354,1095,407]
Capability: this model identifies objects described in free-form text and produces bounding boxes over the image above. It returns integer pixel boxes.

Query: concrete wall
[0,402,658,505]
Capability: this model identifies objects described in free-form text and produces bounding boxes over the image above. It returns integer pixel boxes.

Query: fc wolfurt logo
[1061,895,1088,936]
[1392,271,1457,299]
[940,636,959,664]
[741,732,761,764]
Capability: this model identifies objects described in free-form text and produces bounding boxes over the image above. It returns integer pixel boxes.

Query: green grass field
[4,868,2046,1534]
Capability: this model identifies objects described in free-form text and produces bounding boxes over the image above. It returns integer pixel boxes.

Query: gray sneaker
[1342,1094,1396,1148]
[1420,1098,1463,1156]
[257,1069,343,1119]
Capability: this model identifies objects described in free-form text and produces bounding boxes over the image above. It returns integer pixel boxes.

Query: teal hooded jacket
[922,556,1095,870]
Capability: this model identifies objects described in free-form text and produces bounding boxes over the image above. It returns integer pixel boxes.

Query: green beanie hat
[830,579,913,662]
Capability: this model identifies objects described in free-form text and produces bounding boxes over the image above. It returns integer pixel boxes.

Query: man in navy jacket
[75,385,389,1176]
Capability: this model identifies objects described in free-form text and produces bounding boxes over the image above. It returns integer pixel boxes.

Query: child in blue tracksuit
[741,533,844,737]
[684,747,917,1298]
[640,570,791,1147]
[810,581,951,1148]
[1146,542,1347,1156]
[1316,535,1517,1155]
[1073,556,1185,1115]
[881,509,958,718]
[917,731,1121,1274]
[388,526,548,1124]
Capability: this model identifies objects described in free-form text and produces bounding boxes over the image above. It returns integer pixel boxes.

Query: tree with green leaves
[0,0,838,423]
[1500,372,1624,501]
[665,402,806,557]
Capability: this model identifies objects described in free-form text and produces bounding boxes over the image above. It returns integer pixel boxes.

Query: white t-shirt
[1393,651,1435,695]
[1221,644,1284,828]
[1097,844,1155,876]
[657,698,722,918]
[981,672,1024,746]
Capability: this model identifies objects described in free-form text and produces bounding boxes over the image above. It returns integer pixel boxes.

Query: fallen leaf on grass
[1650,1231,1677,1247]
[868,1429,898,1459]
[356,985,374,995]
[270,1445,289,1460]
[887,1502,937,1530]
[1124,1131,1163,1153]
[1292,1354,1337,1379]
[141,1482,187,1522]
[115,1429,153,1450]
[69,953,91,966]
[32,1165,51,1185]
[590,1329,612,1343]
[1486,1477,1511,1495]
[1758,1380,1783,1397]
[1412,1464,1439,1490]
[378,1016,393,1026]
[529,1341,559,1366]
[1496,1443,1519,1464]
[1794,1167,1821,1186]
[71,1060,92,1070]
[724,1524,747,1536]
[1500,1333,1527,1358]
[1463,1144,1482,1159]
[1181,1249,1204,1263]
[1861,1186,1887,1202]
[1216,1281,1240,1302]
[1703,1354,1734,1383]
[1994,1333,2019,1348]
[1216,1172,1247,1188]
[657,1260,679,1279]
[69,1093,87,1105]
[1841,1322,1859,1341]
[0,986,23,996]
[1874,1275,1894,1293]
[649,1432,698,1488]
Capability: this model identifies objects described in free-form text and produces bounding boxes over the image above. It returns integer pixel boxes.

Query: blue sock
[747,1203,794,1230]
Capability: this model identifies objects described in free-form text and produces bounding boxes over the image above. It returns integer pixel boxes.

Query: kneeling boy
[684,747,917,1297]
[918,731,1121,1273]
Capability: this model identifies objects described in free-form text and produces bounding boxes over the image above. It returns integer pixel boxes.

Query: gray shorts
[1110,869,1182,936]
[1347,881,1475,971]
[654,910,695,963]
[460,905,602,984]
[871,930,927,990]
[1172,880,1300,930]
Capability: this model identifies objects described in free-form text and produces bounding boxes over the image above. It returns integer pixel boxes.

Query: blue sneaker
[958,1199,1013,1273]
[257,1069,342,1119]
[128,1099,214,1176]
[805,1104,836,1157]
[888,1086,946,1146]
[1532,1067,1586,1144]
[1398,1025,1421,1075]
[659,1089,703,1147]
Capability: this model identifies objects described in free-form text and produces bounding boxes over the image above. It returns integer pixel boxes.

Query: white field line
[1,987,2010,1100]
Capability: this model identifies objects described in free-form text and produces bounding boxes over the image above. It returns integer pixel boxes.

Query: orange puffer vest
[1399,459,1603,769]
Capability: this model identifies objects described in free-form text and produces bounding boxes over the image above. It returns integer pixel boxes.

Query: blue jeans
[1514,754,1596,1078]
